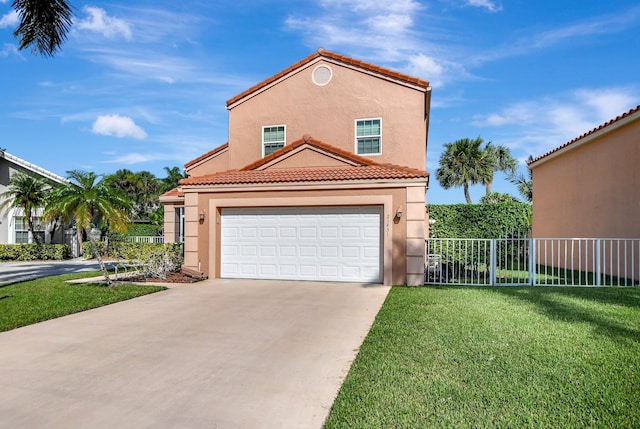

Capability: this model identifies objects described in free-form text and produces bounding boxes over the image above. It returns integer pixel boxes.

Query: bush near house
[428,202,531,239]
[82,242,184,279]
[82,241,182,261]
[0,244,71,261]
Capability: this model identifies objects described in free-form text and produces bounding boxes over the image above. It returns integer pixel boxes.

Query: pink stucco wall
[532,117,640,238]
[227,59,428,171]
[531,113,640,279]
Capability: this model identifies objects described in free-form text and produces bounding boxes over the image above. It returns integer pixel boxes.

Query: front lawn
[325,286,640,428]
[0,272,165,332]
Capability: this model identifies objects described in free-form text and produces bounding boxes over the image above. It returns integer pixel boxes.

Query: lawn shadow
[486,286,640,344]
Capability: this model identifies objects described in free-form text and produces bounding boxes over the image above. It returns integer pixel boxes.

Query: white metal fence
[425,238,640,287]
[119,236,164,244]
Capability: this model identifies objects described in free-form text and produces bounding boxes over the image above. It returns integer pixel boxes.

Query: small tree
[0,171,49,244]
[45,170,132,287]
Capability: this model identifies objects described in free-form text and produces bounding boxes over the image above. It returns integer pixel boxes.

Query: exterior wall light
[199,211,206,224]
[395,207,403,219]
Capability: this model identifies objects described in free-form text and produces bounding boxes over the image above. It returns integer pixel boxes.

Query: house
[161,49,432,285]
[529,105,640,238]
[0,150,69,245]
[529,105,640,281]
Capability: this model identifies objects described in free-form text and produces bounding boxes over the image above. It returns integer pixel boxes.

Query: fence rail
[118,236,164,244]
[425,238,639,287]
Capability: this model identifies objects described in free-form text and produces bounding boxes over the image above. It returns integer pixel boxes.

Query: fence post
[529,238,535,286]
[596,239,601,287]
[490,239,496,286]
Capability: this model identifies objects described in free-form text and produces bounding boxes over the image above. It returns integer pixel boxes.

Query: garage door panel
[221,207,382,283]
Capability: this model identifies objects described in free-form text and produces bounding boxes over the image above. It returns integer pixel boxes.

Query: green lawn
[0,272,165,332]
[325,286,640,428]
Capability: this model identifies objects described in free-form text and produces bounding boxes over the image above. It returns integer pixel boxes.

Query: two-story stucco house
[161,49,432,286]
[0,150,69,245]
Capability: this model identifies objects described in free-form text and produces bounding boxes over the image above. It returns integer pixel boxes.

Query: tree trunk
[464,183,472,204]
[485,180,492,196]
[87,232,113,288]
[27,216,41,245]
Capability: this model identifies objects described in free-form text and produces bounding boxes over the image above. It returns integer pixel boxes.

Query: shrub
[428,202,532,239]
[0,244,71,261]
[81,241,184,279]
[124,223,162,237]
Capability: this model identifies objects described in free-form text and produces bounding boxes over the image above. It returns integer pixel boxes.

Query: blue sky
[1,0,639,204]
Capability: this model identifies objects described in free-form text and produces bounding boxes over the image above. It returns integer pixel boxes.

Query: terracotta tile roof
[180,165,429,186]
[241,134,376,171]
[226,48,430,107]
[159,186,184,199]
[529,105,640,165]
[179,136,429,187]
[184,142,228,169]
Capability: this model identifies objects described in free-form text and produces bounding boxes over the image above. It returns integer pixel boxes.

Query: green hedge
[123,223,162,237]
[82,241,183,265]
[428,202,532,239]
[0,244,71,261]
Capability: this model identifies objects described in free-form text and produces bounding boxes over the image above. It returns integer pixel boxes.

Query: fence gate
[425,238,639,287]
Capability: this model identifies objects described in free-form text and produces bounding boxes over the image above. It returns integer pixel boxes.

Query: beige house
[161,49,432,285]
[529,105,640,238]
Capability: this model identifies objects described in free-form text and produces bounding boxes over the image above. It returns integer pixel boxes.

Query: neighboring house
[0,151,69,245]
[529,105,640,238]
[161,49,432,285]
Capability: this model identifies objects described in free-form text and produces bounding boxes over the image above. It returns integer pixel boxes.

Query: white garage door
[221,206,382,283]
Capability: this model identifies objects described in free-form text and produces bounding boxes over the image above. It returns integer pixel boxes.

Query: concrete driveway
[0,278,390,429]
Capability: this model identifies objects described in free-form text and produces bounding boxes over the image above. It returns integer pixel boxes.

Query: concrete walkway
[0,278,390,429]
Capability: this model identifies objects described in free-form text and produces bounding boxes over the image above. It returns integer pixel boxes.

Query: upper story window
[263,125,286,156]
[355,118,381,155]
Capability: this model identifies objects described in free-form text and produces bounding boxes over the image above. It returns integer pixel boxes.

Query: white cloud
[77,6,132,40]
[0,43,20,58]
[470,86,639,155]
[92,114,147,139]
[0,9,18,28]
[466,0,502,13]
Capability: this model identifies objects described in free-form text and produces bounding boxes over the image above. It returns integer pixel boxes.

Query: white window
[14,216,45,244]
[355,118,381,155]
[262,125,286,157]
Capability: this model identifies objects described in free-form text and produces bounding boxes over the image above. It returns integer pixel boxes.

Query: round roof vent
[312,65,333,86]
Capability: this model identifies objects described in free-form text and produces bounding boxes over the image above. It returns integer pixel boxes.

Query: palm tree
[45,170,132,287]
[508,155,533,202]
[12,0,74,57]
[483,142,518,195]
[160,166,187,194]
[0,171,49,244]
[436,137,492,204]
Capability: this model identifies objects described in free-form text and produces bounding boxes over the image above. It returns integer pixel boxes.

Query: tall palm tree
[12,0,74,57]
[436,137,492,204]
[0,171,49,244]
[483,142,518,195]
[45,170,132,287]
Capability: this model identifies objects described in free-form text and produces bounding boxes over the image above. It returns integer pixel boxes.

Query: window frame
[354,118,382,156]
[262,124,286,157]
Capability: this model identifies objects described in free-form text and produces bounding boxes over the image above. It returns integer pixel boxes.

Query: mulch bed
[125,270,205,284]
